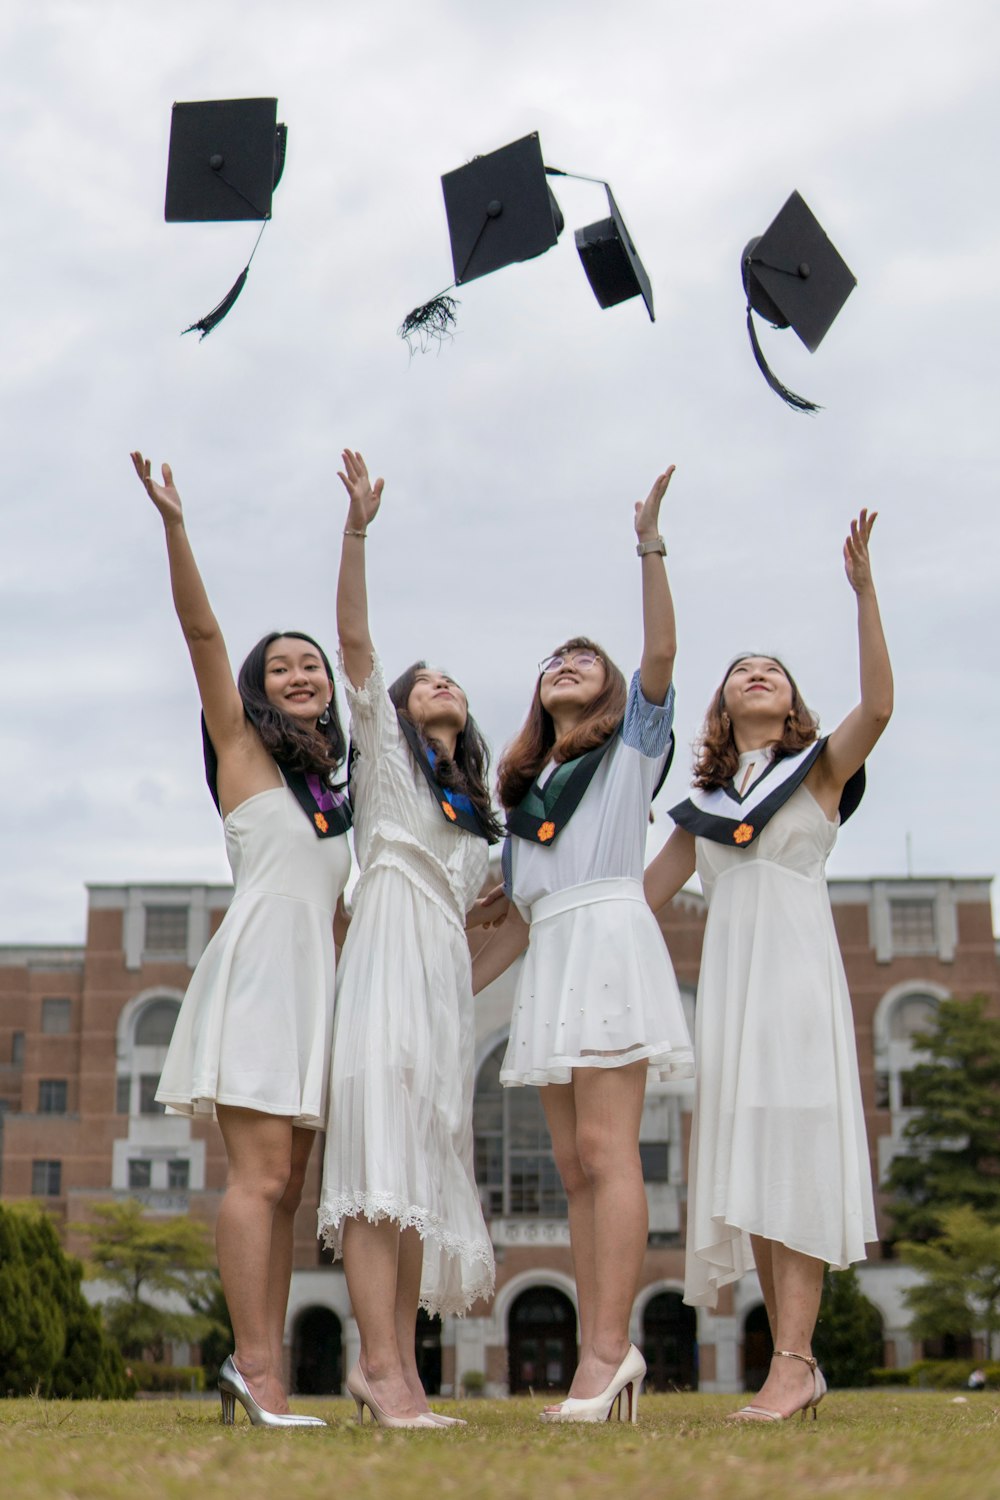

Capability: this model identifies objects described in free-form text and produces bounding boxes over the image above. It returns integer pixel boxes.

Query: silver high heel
[539,1344,646,1424]
[345,1363,441,1430]
[730,1349,826,1422]
[217,1355,327,1429]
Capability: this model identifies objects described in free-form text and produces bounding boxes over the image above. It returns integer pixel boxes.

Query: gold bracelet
[343,528,367,538]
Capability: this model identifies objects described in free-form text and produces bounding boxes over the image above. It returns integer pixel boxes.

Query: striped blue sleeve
[621,670,675,756]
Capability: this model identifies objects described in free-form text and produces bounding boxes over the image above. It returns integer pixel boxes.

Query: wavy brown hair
[497,636,628,810]
[693,653,818,790]
[388,662,503,843]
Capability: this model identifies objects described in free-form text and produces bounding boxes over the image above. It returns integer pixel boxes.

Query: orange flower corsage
[313,812,329,834]
[441,800,458,821]
[733,823,753,845]
[537,821,556,843]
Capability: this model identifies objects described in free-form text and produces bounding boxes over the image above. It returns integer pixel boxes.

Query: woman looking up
[131,453,352,1429]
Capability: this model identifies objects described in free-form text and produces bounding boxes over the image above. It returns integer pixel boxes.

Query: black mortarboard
[573,185,654,322]
[164,98,287,338]
[742,190,856,412]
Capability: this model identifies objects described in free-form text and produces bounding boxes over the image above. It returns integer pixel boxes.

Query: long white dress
[156,780,351,1128]
[684,759,877,1308]
[317,657,495,1317]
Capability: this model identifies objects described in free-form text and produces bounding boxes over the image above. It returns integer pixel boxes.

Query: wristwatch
[636,535,667,557]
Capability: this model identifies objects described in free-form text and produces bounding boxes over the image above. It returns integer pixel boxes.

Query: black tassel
[397,295,460,352]
[746,307,820,414]
[182,267,249,340]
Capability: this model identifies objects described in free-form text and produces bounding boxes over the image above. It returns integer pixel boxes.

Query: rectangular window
[11,1031,24,1066]
[41,998,71,1034]
[639,1141,671,1183]
[144,906,189,954]
[38,1080,68,1114]
[889,899,937,956]
[167,1159,190,1190]
[116,1076,131,1115]
[874,1071,890,1109]
[139,1075,165,1115]
[128,1159,152,1190]
[31,1160,62,1196]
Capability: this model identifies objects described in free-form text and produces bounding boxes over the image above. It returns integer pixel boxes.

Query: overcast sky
[1,0,997,944]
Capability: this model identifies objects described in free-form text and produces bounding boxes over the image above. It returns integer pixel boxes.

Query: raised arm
[336,449,384,690]
[130,452,245,757]
[810,509,893,808]
[644,826,697,915]
[636,466,677,706]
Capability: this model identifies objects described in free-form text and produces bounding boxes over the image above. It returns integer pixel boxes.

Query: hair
[388,661,504,842]
[692,653,818,790]
[236,631,347,780]
[496,636,628,810]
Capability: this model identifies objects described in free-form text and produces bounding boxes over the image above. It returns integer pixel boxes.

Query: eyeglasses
[538,650,600,675]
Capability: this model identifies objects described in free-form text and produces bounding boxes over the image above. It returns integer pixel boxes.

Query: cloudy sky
[1,0,997,943]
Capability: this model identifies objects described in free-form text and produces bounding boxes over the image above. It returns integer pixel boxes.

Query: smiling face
[262,636,334,727]
[406,666,469,733]
[721,656,795,723]
[538,645,608,719]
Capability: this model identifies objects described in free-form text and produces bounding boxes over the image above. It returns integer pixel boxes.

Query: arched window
[134,999,181,1047]
[642,1291,698,1391]
[116,995,182,1117]
[508,1286,577,1395]
[474,1041,567,1219]
[875,991,941,1114]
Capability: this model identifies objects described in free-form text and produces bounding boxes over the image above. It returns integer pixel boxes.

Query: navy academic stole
[506,725,674,847]
[669,736,865,848]
[396,716,496,843]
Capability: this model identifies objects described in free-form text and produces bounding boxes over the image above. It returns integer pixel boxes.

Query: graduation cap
[742,190,856,412]
[399,132,654,348]
[164,97,287,338]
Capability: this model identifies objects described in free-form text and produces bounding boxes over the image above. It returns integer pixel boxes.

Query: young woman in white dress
[131,453,351,1429]
[318,449,501,1429]
[644,509,892,1422]
[472,467,693,1424]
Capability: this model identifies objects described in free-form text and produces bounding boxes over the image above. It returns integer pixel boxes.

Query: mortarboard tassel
[183,266,249,340]
[398,294,460,352]
[746,306,820,414]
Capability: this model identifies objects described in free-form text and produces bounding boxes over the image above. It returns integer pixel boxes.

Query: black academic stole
[395,716,496,843]
[506,724,674,847]
[668,736,865,848]
[201,714,352,839]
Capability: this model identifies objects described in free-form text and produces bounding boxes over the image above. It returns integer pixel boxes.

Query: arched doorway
[292,1307,342,1395]
[508,1286,577,1395]
[416,1309,442,1396]
[642,1291,698,1391]
[743,1303,773,1391]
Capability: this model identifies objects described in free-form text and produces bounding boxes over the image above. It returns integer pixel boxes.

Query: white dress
[684,756,877,1308]
[502,672,694,1087]
[156,779,351,1128]
[317,657,495,1317]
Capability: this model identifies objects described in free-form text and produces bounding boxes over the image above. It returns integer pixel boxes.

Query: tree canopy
[900,1205,1000,1360]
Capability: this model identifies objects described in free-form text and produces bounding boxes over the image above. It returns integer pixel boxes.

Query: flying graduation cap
[164,97,288,339]
[742,190,857,412]
[399,132,654,348]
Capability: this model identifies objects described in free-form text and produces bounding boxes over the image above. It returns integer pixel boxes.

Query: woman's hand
[338,449,384,533]
[634,465,675,543]
[844,508,877,594]
[131,451,183,529]
[467,883,510,931]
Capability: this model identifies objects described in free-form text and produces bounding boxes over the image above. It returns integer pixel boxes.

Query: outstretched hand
[338,449,384,532]
[634,466,675,542]
[844,508,877,594]
[131,451,183,528]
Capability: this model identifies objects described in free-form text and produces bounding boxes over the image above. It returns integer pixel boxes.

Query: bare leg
[750,1234,777,1341]
[215,1106,295,1415]
[395,1228,430,1411]
[266,1127,316,1393]
[738,1240,825,1418]
[541,1083,596,1356]
[342,1216,420,1418]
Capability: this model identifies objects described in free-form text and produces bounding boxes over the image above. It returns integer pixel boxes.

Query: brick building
[1,873,996,1394]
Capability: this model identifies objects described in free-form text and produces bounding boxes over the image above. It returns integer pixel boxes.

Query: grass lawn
[0,1391,996,1500]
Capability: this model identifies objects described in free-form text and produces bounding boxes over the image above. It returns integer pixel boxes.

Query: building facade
[1,873,996,1394]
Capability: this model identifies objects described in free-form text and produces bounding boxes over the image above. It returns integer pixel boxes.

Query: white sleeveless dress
[684,766,877,1307]
[156,781,351,1128]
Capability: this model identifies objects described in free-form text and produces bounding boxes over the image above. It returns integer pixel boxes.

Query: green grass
[0,1393,996,1499]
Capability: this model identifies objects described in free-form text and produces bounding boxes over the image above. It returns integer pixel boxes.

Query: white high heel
[346,1363,441,1430]
[730,1349,827,1422]
[539,1345,646,1424]
[217,1355,327,1428]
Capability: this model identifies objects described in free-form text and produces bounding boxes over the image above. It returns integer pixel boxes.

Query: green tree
[900,1205,1000,1359]
[77,1199,221,1361]
[884,995,1000,1243]
[813,1267,884,1387]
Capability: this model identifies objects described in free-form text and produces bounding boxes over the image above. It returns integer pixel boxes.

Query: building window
[144,906,189,955]
[167,1159,190,1190]
[639,1142,671,1183]
[134,999,181,1047]
[116,1075,131,1114]
[474,1042,568,1219]
[32,1160,62,1196]
[139,1074,165,1115]
[889,899,937,956]
[38,1080,68,1114]
[11,1031,24,1066]
[41,998,72,1034]
[128,1159,152,1190]
[884,993,941,1117]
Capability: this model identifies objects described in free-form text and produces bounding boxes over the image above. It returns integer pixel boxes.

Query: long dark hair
[236,631,347,779]
[496,636,628,810]
[693,653,818,790]
[388,661,503,841]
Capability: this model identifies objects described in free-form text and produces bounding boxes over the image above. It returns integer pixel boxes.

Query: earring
[721,711,730,730]
[318,704,331,726]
